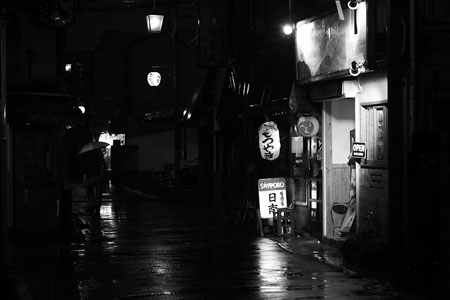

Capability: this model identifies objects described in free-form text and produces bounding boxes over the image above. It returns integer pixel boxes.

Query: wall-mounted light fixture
[349,61,365,76]
[146,0,164,33]
[282,23,295,35]
[282,0,295,35]
[347,0,361,10]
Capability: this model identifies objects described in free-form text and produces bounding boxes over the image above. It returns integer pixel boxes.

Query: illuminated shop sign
[258,178,287,219]
[295,1,367,84]
[351,142,366,158]
[258,121,281,161]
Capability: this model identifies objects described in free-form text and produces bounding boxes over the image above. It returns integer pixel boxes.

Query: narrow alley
[2,184,424,300]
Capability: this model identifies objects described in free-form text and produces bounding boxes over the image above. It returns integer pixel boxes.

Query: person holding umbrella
[78,141,109,216]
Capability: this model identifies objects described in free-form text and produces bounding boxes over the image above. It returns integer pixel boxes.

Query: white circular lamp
[282,23,294,35]
[147,71,161,86]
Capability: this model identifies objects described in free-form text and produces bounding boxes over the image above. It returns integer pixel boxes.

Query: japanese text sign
[258,121,281,161]
[258,177,287,219]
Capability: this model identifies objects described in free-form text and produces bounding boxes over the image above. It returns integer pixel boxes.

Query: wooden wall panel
[324,102,332,236]
[358,168,389,240]
[326,165,351,235]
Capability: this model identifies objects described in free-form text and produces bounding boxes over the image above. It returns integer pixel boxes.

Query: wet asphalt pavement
[2,184,426,300]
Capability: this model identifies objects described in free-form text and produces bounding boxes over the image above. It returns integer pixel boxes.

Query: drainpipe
[387,0,408,278]
[409,0,415,137]
[0,19,9,264]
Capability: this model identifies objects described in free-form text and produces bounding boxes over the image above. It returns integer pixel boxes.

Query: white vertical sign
[258,178,287,219]
[258,121,281,161]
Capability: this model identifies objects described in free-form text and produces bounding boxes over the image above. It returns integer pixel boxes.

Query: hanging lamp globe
[147,71,161,86]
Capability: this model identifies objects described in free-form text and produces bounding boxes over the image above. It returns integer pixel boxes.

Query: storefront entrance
[323,98,355,238]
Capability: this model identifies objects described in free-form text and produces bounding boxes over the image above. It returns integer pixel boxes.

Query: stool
[273,208,294,236]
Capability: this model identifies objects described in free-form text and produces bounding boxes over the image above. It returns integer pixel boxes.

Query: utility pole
[172,5,182,189]
[387,0,409,278]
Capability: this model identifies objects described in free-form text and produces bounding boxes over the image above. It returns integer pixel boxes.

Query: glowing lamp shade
[282,24,294,35]
[182,108,192,120]
[146,13,164,33]
[147,71,161,86]
[258,121,281,161]
[78,105,86,114]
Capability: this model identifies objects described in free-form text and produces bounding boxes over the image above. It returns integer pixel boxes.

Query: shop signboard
[258,177,287,219]
[295,1,368,84]
[351,141,366,158]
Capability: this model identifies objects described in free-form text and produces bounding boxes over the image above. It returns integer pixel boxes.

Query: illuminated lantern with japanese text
[297,115,319,137]
[258,121,281,161]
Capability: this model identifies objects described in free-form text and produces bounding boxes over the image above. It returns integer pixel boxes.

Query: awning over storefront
[7,91,83,126]
[289,82,316,114]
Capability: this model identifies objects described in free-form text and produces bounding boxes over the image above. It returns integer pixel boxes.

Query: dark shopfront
[288,1,390,243]
[216,0,389,241]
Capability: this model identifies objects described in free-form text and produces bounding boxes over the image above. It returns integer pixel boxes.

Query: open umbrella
[77,141,110,155]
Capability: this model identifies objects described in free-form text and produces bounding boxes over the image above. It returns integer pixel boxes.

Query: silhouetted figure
[81,149,107,216]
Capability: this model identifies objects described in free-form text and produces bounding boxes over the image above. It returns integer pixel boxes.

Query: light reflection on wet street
[68,185,412,300]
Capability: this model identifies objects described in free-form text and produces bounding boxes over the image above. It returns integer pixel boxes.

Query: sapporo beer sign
[258,177,287,219]
[258,121,281,161]
[351,142,366,158]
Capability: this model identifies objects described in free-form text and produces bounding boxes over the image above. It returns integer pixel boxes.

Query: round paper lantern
[297,115,319,137]
[258,121,281,161]
[147,71,161,86]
